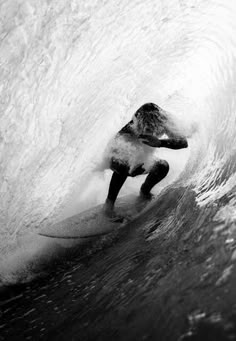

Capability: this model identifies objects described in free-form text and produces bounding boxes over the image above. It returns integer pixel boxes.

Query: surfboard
[38,194,153,239]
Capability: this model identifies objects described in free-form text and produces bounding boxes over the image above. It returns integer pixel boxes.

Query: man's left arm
[139,134,188,149]
[159,136,188,149]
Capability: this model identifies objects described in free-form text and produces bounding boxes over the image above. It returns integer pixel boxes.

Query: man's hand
[139,134,162,147]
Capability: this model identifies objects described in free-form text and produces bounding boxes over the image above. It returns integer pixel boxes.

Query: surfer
[104,103,188,218]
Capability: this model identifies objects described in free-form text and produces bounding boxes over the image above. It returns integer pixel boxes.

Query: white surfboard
[38,195,153,239]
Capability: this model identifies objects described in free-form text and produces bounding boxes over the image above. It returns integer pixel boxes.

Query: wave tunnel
[1,0,236,340]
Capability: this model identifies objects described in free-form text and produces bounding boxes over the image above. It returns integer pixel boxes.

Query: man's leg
[106,171,128,205]
[140,160,169,198]
[104,159,129,217]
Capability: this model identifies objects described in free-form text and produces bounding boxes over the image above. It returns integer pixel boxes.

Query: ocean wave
[1,0,236,284]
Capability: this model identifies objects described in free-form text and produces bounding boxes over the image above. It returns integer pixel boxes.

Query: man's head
[130,103,167,136]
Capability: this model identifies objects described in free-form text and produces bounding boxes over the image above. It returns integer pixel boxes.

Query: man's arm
[159,137,188,149]
[139,134,188,149]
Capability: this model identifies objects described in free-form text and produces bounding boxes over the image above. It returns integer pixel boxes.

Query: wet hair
[133,103,167,135]
[135,103,167,121]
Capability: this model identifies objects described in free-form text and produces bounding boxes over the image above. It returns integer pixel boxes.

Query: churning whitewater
[0,0,236,288]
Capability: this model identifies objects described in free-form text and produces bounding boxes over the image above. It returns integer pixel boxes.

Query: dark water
[1,186,236,340]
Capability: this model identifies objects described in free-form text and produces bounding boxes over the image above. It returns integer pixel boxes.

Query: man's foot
[135,189,154,211]
[103,200,125,223]
[103,199,115,217]
[139,188,154,201]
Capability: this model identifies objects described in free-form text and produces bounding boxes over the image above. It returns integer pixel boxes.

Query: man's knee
[110,158,129,176]
[152,160,169,177]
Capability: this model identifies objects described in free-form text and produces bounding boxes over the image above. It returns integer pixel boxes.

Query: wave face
[1,0,236,282]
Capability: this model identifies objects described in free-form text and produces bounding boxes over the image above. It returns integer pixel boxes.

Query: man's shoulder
[118,123,136,136]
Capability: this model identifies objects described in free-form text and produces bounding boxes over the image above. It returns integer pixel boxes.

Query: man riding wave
[103,103,188,218]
